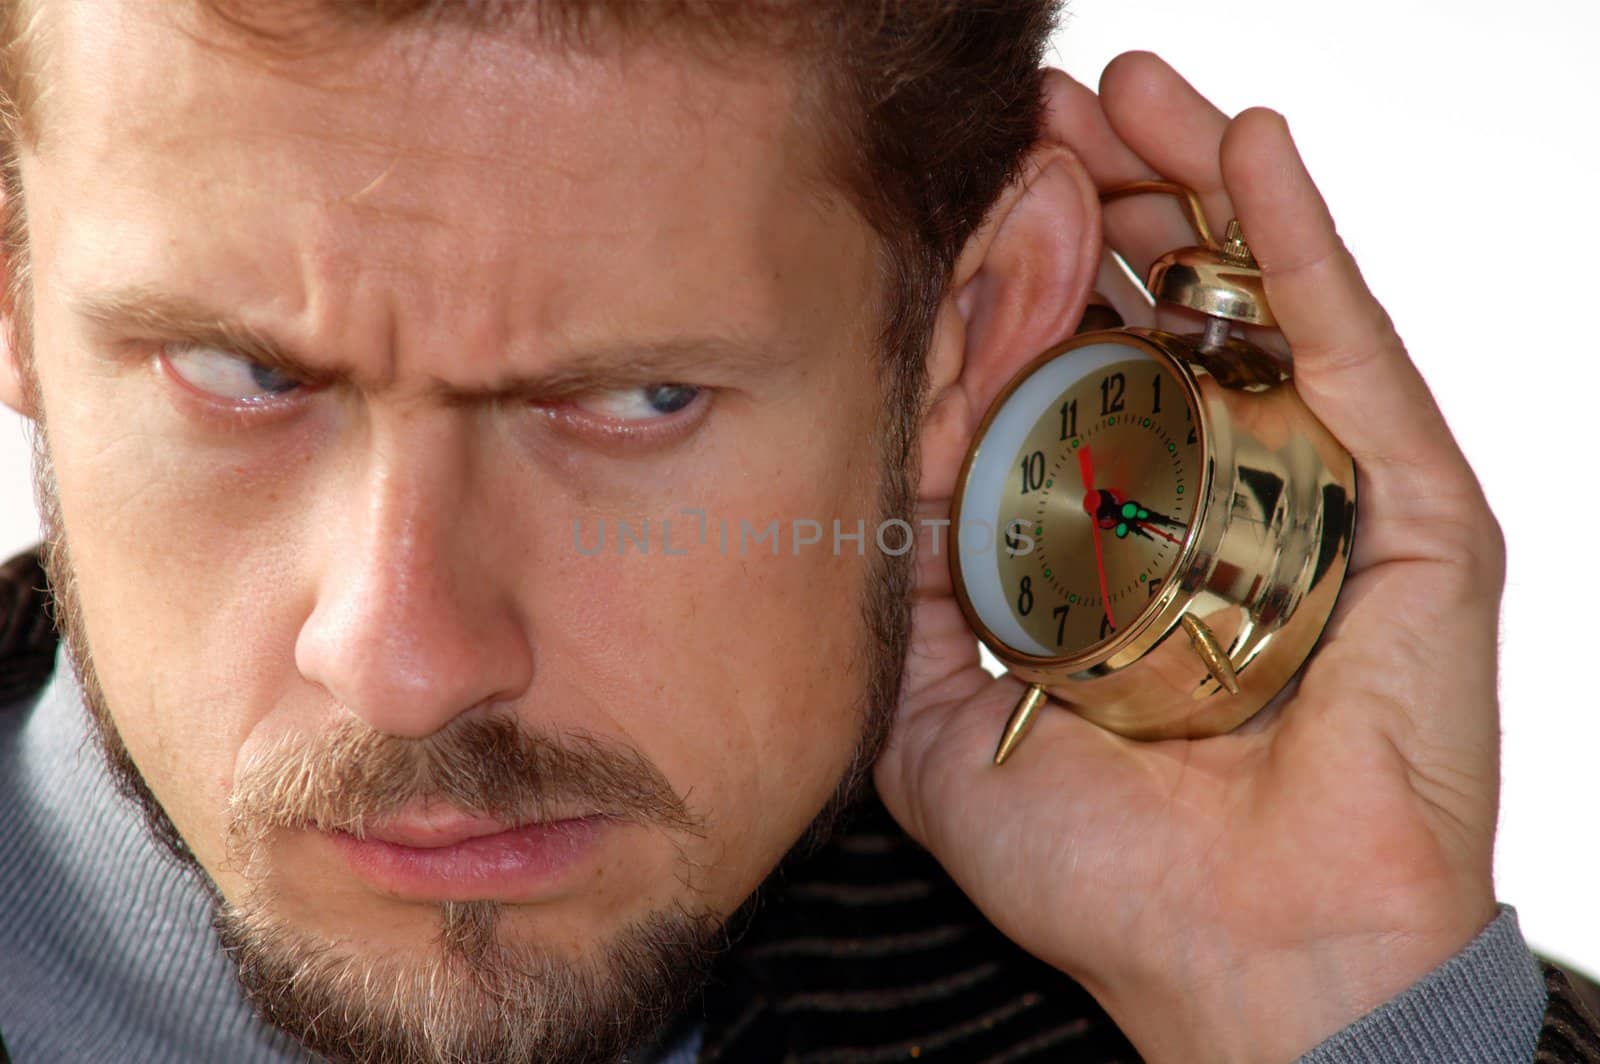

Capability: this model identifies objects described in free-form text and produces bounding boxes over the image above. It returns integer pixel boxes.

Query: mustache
[228,714,701,842]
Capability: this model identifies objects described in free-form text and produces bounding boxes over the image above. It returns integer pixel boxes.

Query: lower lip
[328,818,607,902]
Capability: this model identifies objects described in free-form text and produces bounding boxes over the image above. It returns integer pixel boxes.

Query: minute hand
[1101,496,1187,545]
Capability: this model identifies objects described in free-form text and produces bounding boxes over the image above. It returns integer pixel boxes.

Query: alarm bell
[1104,181,1276,329]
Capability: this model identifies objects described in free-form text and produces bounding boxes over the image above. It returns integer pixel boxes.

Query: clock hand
[1106,497,1181,527]
[1102,497,1187,546]
[1128,503,1184,529]
[1092,492,1149,539]
[1078,446,1118,632]
[1136,522,1183,545]
[1093,492,1126,528]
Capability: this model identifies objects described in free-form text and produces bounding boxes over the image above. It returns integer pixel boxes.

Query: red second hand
[1077,446,1117,632]
[1140,522,1184,546]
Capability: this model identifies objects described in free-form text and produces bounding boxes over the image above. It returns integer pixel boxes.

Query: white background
[2,0,1596,973]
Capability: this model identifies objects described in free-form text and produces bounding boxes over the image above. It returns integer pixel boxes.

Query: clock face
[954,339,1204,661]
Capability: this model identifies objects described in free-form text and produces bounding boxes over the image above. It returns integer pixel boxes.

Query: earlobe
[0,310,28,417]
[0,286,30,416]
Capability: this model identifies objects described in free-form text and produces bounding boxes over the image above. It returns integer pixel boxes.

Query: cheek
[31,340,316,866]
[537,463,884,903]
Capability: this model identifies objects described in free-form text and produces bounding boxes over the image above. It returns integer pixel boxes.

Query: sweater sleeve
[1294,905,1574,1063]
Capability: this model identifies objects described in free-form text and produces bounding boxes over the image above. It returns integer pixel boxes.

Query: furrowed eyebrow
[69,286,799,402]
[425,339,787,405]
[72,287,342,385]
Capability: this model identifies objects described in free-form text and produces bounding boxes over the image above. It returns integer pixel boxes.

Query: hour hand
[1136,505,1185,529]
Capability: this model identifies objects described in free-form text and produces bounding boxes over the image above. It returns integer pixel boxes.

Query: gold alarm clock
[950,182,1357,763]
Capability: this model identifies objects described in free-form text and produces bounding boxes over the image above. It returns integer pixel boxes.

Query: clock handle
[1100,180,1219,249]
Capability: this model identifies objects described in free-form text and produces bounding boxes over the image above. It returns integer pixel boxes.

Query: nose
[295,417,534,738]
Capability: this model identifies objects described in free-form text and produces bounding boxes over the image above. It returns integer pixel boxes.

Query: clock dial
[955,340,1203,660]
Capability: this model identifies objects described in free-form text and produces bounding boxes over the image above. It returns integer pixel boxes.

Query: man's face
[16,2,898,1057]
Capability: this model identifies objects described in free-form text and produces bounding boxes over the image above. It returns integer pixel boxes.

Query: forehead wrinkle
[111,57,805,251]
[47,1,834,227]
[32,0,852,266]
[184,12,796,173]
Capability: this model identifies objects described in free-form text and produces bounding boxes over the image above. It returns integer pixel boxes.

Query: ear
[918,70,1103,502]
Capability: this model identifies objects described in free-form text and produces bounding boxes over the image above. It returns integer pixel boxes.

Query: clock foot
[994,683,1050,766]
[1180,613,1242,695]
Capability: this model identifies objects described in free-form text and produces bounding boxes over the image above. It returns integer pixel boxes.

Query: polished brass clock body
[950,183,1357,759]
[952,328,1355,745]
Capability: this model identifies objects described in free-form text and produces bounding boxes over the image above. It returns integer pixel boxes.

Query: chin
[213,884,724,1064]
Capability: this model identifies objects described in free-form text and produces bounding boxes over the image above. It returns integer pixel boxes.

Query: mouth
[325,808,610,903]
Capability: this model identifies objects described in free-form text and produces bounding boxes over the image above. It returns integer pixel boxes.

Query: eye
[161,344,301,403]
[570,383,703,422]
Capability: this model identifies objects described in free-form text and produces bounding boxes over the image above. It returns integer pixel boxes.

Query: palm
[885,516,1493,963]
[873,53,1504,1060]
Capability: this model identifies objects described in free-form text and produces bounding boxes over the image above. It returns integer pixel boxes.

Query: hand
[875,52,1504,1063]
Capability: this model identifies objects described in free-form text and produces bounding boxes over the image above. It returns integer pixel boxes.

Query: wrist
[1081,902,1498,1063]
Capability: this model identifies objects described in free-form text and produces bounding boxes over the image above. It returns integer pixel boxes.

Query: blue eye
[643,384,697,414]
[164,345,300,403]
[248,361,298,396]
[573,383,703,421]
